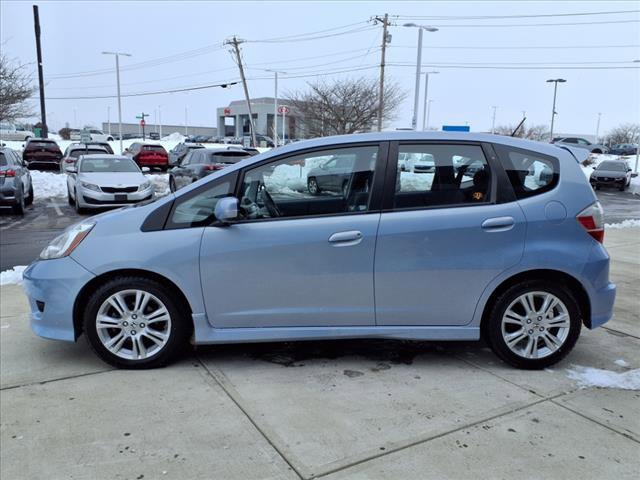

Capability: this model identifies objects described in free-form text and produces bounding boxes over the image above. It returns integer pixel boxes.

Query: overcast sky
[1,0,639,136]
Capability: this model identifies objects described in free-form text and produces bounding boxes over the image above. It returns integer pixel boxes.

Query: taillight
[205,164,225,171]
[577,202,605,243]
[0,169,16,177]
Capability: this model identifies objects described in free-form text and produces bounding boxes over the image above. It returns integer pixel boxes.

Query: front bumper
[23,257,95,341]
[79,187,153,209]
[590,176,625,187]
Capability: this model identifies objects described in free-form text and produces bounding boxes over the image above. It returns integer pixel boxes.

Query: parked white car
[66,154,153,213]
[0,123,34,141]
[70,129,114,142]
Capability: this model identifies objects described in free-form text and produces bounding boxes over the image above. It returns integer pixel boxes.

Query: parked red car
[22,138,62,169]
[126,143,169,171]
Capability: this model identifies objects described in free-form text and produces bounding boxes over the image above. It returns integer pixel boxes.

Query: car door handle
[328,230,363,245]
[481,216,515,232]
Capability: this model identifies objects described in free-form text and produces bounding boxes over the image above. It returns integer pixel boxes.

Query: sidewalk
[1,229,638,479]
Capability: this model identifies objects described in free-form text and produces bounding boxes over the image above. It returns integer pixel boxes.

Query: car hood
[592,169,626,177]
[78,172,147,186]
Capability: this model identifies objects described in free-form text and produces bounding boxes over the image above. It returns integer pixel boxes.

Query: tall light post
[102,51,131,154]
[595,112,602,143]
[426,99,434,130]
[265,69,287,146]
[546,78,566,141]
[403,23,438,130]
[491,106,498,134]
[421,71,438,130]
[158,105,162,138]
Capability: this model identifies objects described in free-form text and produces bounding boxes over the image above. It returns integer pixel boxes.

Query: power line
[388,63,640,70]
[402,19,640,28]
[390,44,640,50]
[246,25,378,43]
[395,9,640,20]
[245,21,369,43]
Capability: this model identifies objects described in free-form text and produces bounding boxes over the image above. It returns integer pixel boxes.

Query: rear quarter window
[493,145,559,200]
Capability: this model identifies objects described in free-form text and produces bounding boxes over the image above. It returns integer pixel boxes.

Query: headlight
[138,180,151,191]
[40,222,95,260]
[80,181,101,192]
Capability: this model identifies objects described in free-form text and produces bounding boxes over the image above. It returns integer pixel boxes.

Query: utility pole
[107,106,111,135]
[374,14,390,132]
[158,106,162,138]
[426,99,434,131]
[421,71,438,130]
[491,106,498,134]
[225,36,257,147]
[33,5,48,138]
[595,112,602,143]
[185,107,188,136]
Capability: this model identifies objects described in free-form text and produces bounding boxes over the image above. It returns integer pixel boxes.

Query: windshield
[207,152,250,164]
[27,141,58,150]
[142,145,166,153]
[597,161,626,172]
[69,148,107,158]
[80,157,140,173]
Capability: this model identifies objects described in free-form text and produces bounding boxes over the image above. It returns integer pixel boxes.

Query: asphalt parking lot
[1,179,639,271]
[1,226,639,479]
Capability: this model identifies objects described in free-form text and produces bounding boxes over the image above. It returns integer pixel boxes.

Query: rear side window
[208,152,250,165]
[393,144,492,209]
[0,152,8,166]
[494,145,559,199]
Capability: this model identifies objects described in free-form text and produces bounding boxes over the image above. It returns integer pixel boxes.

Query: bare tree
[603,123,640,146]
[0,55,35,123]
[286,77,406,137]
[493,123,548,141]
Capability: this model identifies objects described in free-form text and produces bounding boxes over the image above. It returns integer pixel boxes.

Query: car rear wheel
[12,191,25,215]
[25,184,34,206]
[83,277,189,369]
[308,177,320,195]
[486,280,581,369]
[169,176,176,192]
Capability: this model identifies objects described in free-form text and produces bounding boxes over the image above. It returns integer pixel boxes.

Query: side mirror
[141,166,150,173]
[631,172,638,178]
[214,196,239,224]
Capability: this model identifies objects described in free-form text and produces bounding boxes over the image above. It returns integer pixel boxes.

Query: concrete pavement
[1,229,638,479]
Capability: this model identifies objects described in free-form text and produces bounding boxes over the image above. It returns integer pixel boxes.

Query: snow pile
[605,219,640,229]
[399,172,433,191]
[0,266,27,286]
[30,170,68,198]
[263,155,331,193]
[161,132,185,143]
[146,173,170,197]
[567,366,640,390]
[631,175,640,196]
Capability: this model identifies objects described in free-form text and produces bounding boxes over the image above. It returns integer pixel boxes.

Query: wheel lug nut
[139,323,145,328]
[122,321,128,326]
[526,319,532,324]
[132,314,137,319]
[537,316,542,321]
[528,329,534,335]
[539,327,544,332]
[131,330,136,335]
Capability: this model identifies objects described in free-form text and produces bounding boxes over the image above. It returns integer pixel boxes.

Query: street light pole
[595,112,602,143]
[403,23,438,130]
[102,51,131,154]
[426,99,434,130]
[546,78,566,141]
[421,71,438,130]
[491,106,498,134]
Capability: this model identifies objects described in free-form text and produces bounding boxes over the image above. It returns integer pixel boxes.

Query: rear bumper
[23,257,95,342]
[581,242,616,329]
[0,183,18,205]
[137,157,168,167]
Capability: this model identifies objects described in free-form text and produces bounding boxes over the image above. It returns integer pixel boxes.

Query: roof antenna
[511,117,526,137]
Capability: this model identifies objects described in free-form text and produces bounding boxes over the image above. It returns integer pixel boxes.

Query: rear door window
[493,145,559,199]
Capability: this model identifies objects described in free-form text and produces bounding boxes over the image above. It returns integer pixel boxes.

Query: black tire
[619,184,626,192]
[74,189,85,214]
[342,180,349,197]
[107,137,114,141]
[486,280,582,370]
[308,177,320,195]
[595,185,601,190]
[169,176,176,193]
[83,276,190,369]
[25,184,34,206]
[12,191,25,215]
[67,187,74,205]
[592,149,602,154]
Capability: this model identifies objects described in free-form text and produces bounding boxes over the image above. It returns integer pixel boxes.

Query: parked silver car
[66,155,153,213]
[0,147,33,214]
[551,137,608,154]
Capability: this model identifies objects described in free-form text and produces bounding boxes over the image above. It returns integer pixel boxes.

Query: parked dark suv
[169,148,251,192]
[22,138,62,169]
[589,160,633,191]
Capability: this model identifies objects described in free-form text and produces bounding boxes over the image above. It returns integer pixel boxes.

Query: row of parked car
[551,136,638,156]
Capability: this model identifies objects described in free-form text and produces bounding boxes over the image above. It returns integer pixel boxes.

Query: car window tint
[69,149,107,158]
[394,144,491,209]
[208,152,250,164]
[494,145,559,199]
[0,152,8,166]
[167,179,233,228]
[239,145,378,221]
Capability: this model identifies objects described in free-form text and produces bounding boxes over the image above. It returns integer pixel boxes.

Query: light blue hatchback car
[23,132,616,369]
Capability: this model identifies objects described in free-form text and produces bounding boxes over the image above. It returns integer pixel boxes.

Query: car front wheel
[308,177,320,195]
[486,280,581,369]
[83,277,189,369]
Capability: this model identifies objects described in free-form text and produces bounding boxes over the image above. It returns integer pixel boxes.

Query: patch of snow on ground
[566,366,640,390]
[0,266,27,286]
[30,170,68,198]
[631,175,640,196]
[161,132,186,143]
[614,359,630,368]
[605,219,640,229]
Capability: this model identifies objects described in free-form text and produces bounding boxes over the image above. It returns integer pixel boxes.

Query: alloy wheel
[501,291,570,359]
[95,289,172,360]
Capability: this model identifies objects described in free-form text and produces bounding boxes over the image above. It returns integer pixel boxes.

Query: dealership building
[216,97,305,140]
